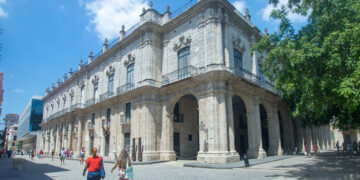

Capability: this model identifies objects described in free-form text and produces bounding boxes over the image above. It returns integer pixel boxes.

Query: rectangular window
[91,113,95,127]
[126,103,131,122]
[94,83,98,99]
[173,103,183,122]
[108,75,114,93]
[106,108,111,126]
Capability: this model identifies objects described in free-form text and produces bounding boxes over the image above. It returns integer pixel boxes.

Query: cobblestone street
[0,151,359,180]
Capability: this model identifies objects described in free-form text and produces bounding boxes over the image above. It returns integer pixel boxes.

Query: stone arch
[278,104,295,153]
[170,93,199,159]
[232,94,248,157]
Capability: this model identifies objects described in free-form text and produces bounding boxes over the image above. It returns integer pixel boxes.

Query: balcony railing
[100,91,115,102]
[70,103,80,111]
[230,67,278,95]
[120,115,131,124]
[117,83,134,95]
[86,99,96,107]
[162,66,198,86]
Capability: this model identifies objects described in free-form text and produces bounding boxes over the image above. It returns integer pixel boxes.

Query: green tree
[252,0,360,130]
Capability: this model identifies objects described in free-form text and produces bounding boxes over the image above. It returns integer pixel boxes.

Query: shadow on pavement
[0,158,69,180]
[265,152,360,180]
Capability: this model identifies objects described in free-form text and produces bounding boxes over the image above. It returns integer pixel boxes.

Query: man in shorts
[60,147,66,165]
[80,147,85,164]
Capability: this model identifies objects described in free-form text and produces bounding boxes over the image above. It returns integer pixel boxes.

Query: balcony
[162,66,198,86]
[86,99,95,107]
[99,91,114,102]
[230,67,278,95]
[70,103,80,111]
[120,115,131,124]
[117,83,134,95]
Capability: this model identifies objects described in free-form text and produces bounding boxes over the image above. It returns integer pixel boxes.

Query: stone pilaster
[55,126,60,155]
[159,103,176,161]
[75,119,83,157]
[67,122,72,150]
[304,126,312,147]
[226,92,237,156]
[247,96,266,159]
[294,119,304,153]
[141,101,160,161]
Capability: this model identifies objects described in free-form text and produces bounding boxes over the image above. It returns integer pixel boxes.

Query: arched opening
[172,94,199,159]
[232,95,248,157]
[259,104,269,154]
[278,111,285,150]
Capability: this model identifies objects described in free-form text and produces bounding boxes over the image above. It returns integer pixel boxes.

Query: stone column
[226,92,237,155]
[294,119,304,153]
[247,96,267,159]
[62,123,66,149]
[160,103,176,160]
[268,106,283,156]
[196,81,239,163]
[304,126,312,149]
[76,119,83,157]
[55,126,60,155]
[318,126,325,150]
[67,122,72,150]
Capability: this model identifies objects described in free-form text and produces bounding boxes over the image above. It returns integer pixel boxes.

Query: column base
[142,151,160,161]
[160,151,176,161]
[197,151,240,164]
[268,147,283,156]
[247,148,267,159]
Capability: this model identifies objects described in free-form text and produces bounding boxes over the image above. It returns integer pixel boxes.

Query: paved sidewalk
[184,155,295,169]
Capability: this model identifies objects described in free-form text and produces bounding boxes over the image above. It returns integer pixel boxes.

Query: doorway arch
[232,95,248,157]
[172,94,199,159]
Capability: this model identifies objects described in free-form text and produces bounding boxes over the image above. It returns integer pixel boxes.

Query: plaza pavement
[0,151,359,180]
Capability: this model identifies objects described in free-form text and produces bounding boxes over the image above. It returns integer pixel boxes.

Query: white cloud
[13,89,25,93]
[261,0,308,23]
[0,0,7,18]
[84,0,148,40]
[233,1,246,14]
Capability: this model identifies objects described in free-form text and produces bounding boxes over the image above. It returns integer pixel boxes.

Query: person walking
[60,147,66,165]
[83,147,103,180]
[111,150,133,180]
[336,141,340,154]
[352,141,358,155]
[51,149,55,161]
[313,143,319,155]
[39,149,43,159]
[305,142,311,157]
[80,147,86,164]
[31,150,35,160]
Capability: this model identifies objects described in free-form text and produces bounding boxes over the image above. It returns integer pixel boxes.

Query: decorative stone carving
[124,54,135,67]
[106,66,115,77]
[173,35,191,51]
[51,103,54,109]
[78,80,86,88]
[62,94,67,102]
[91,75,99,85]
[69,89,74,98]
[56,98,60,105]
[232,38,246,53]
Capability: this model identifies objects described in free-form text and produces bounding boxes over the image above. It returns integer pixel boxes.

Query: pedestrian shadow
[0,158,70,180]
[264,152,360,180]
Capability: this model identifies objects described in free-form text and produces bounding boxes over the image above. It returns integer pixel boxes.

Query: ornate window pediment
[173,35,191,52]
[78,80,85,88]
[232,38,246,53]
[62,94,67,102]
[124,54,135,67]
[51,103,54,109]
[91,75,99,85]
[106,66,115,77]
[69,89,74,98]
[56,98,60,105]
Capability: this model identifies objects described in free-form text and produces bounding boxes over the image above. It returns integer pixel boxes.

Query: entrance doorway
[232,95,248,157]
[124,133,130,154]
[259,104,269,154]
[278,111,285,149]
[105,135,109,156]
[172,94,199,159]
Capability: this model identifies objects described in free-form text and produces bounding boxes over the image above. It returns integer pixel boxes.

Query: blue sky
[0,0,308,129]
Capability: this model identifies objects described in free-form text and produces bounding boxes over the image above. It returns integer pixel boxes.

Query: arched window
[233,49,242,69]
[80,86,85,107]
[127,64,134,84]
[108,75,114,93]
[178,47,190,79]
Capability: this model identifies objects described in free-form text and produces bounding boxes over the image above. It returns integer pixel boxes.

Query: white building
[5,124,18,150]
[40,0,332,163]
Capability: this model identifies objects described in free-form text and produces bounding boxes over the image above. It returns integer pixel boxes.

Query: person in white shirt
[60,147,66,165]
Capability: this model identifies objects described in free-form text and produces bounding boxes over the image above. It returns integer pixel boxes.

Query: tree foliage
[252,0,360,129]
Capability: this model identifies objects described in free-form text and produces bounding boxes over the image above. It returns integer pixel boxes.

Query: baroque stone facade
[39,0,332,163]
